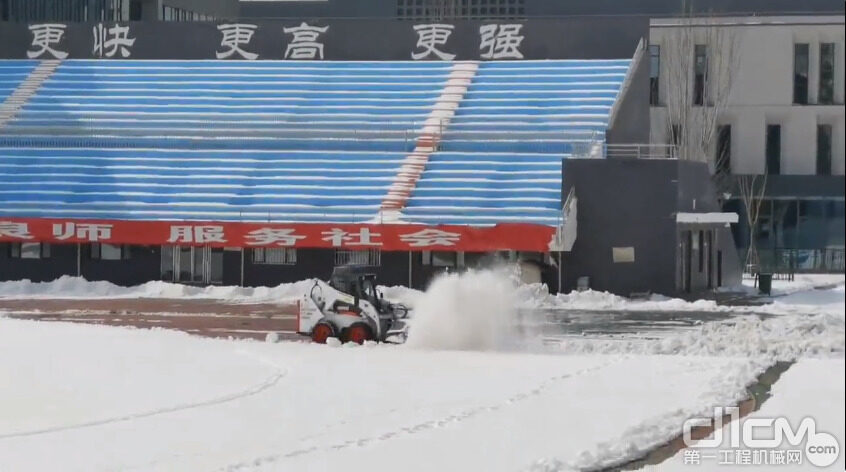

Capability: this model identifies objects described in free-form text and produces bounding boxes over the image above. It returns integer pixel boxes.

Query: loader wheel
[343,323,373,345]
[311,322,335,344]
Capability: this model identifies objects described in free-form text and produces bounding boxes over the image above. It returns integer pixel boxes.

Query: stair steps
[0,60,61,127]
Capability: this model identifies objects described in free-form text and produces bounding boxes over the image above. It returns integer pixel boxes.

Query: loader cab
[329,266,384,311]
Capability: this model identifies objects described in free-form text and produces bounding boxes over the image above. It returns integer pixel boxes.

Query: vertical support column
[407,251,413,288]
[76,243,82,278]
[557,252,562,294]
[240,248,245,287]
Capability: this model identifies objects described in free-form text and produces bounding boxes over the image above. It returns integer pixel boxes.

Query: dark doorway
[717,250,723,287]
[680,230,692,293]
[161,246,223,285]
[707,230,713,289]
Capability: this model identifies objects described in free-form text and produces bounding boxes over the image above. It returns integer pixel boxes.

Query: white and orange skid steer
[297,266,410,344]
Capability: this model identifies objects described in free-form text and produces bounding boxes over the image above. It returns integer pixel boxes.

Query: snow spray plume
[405,266,538,351]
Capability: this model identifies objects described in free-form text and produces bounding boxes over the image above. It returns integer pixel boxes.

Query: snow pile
[405,268,524,351]
[378,284,423,309]
[0,276,421,307]
[2,271,840,314]
[516,282,726,312]
[552,311,844,361]
[0,276,315,304]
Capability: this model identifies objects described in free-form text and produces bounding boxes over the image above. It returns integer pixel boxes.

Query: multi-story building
[0,0,237,22]
[237,0,839,20]
[649,15,845,272]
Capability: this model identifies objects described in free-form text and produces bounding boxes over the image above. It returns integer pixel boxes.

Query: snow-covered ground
[650,358,845,471]
[740,273,846,297]
[0,270,843,471]
[0,318,766,472]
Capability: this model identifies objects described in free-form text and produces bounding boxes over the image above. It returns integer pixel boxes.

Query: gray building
[237,0,842,20]
[649,14,845,273]
[0,0,238,22]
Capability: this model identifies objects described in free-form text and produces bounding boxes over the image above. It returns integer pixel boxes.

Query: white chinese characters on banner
[321,228,382,247]
[92,23,136,58]
[283,23,329,59]
[216,24,259,60]
[399,228,461,247]
[167,225,227,244]
[479,24,524,59]
[411,24,455,60]
[244,228,306,247]
[27,24,68,59]
[52,222,113,242]
[0,221,33,240]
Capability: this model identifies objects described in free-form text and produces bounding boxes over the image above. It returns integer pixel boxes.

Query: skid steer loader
[297,266,410,344]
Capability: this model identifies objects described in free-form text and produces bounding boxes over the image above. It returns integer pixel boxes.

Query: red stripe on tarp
[0,217,556,252]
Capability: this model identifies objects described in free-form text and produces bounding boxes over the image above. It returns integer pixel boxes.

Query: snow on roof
[676,212,739,224]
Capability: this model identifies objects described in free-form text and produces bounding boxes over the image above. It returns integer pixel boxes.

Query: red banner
[0,218,556,252]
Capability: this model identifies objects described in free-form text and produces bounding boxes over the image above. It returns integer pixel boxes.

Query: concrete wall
[0,17,647,60]
[561,158,742,296]
[606,42,651,145]
[561,158,680,296]
[649,16,846,176]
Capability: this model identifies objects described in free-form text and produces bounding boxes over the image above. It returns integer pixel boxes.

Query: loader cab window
[360,277,380,303]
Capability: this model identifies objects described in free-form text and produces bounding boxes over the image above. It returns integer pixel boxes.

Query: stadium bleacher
[0,58,631,226]
[0,61,38,104]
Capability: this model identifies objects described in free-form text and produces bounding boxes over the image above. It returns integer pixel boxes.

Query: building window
[819,43,835,105]
[422,251,464,267]
[766,124,781,175]
[1,0,9,21]
[793,43,809,105]
[129,0,142,21]
[252,248,297,265]
[10,242,50,259]
[817,124,832,176]
[335,249,381,267]
[649,44,660,106]
[693,44,707,106]
[715,125,731,175]
[396,0,524,20]
[90,243,129,260]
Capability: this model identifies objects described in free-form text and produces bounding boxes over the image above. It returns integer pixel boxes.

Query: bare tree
[661,15,740,194]
[737,172,768,272]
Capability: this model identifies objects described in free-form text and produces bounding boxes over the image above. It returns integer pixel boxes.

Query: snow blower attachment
[298,266,409,344]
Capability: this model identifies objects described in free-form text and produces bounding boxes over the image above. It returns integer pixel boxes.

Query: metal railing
[745,248,846,274]
[0,123,600,141]
[334,248,382,267]
[604,143,679,159]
